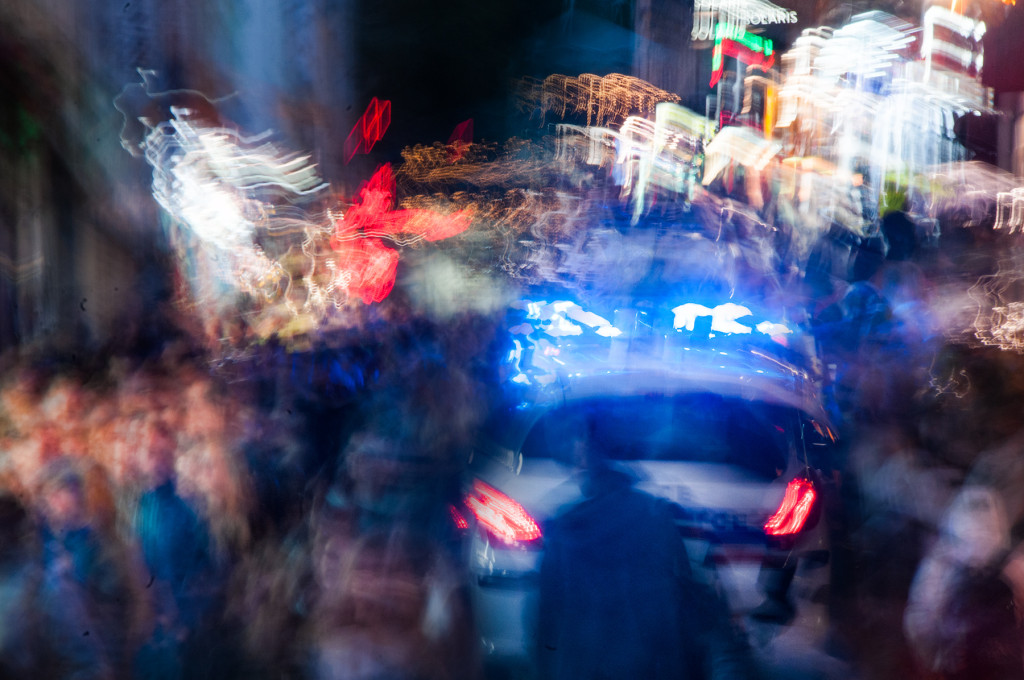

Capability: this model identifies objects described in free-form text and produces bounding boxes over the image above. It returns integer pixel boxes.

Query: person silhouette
[535,416,755,680]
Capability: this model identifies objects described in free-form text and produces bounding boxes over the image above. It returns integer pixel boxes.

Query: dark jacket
[536,469,754,680]
[136,481,220,634]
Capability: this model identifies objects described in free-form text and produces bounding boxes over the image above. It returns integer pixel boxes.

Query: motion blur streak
[968,253,1024,352]
[692,0,798,42]
[556,102,711,219]
[994,187,1024,233]
[465,479,541,546]
[671,302,754,334]
[328,164,471,304]
[703,126,781,186]
[395,138,558,189]
[344,97,392,163]
[515,73,680,127]
[446,119,474,162]
[769,11,993,228]
[399,188,587,281]
[332,164,472,247]
[922,6,986,78]
[709,40,775,88]
[139,104,334,338]
[927,162,1017,228]
[329,235,401,305]
[120,80,491,347]
[764,478,816,535]
[146,108,327,251]
[710,23,775,87]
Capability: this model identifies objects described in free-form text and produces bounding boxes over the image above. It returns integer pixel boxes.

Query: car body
[455,296,839,676]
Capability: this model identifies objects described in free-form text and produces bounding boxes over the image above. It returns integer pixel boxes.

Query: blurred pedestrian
[905,485,1023,680]
[38,458,139,678]
[536,422,755,680]
[0,493,43,678]
[308,431,479,680]
[0,487,113,680]
[132,421,220,680]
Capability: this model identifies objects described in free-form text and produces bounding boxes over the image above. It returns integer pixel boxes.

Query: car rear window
[519,393,790,480]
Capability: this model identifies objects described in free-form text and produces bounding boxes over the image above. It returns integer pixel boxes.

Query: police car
[453,296,839,676]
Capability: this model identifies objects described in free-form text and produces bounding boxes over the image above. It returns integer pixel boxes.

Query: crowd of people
[0,303,498,680]
[3,188,1024,680]
[0,349,250,678]
[801,205,1024,680]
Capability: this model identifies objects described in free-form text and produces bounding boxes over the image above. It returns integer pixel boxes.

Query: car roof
[486,296,834,454]
[501,294,823,399]
[510,349,828,418]
[481,357,832,472]
[560,355,824,414]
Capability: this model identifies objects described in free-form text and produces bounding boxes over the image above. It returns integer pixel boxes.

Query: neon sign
[330,163,472,304]
[921,6,985,78]
[710,23,775,87]
[344,97,391,164]
[693,0,797,41]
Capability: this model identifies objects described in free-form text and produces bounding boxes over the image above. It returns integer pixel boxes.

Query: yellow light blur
[516,73,680,127]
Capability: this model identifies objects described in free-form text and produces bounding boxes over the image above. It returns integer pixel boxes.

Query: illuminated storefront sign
[693,0,797,41]
[710,23,775,87]
[921,5,985,77]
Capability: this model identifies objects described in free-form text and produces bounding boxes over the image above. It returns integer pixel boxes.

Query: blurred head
[39,460,87,531]
[881,210,917,262]
[942,485,1010,566]
[564,408,617,497]
[344,432,413,522]
[138,419,178,487]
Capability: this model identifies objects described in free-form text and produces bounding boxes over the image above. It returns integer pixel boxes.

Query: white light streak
[922,6,986,79]
[672,302,755,334]
[521,299,621,338]
[702,126,782,186]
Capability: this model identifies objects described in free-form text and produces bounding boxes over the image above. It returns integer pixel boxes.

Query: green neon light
[713,22,773,55]
[710,22,775,88]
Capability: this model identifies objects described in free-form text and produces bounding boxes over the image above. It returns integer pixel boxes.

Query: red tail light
[764,478,816,536]
[465,479,542,545]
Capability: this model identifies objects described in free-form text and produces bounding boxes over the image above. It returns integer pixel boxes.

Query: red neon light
[764,478,816,536]
[447,119,474,162]
[330,164,472,303]
[465,479,541,545]
[333,234,400,304]
[710,41,776,88]
[344,97,392,163]
[333,164,472,245]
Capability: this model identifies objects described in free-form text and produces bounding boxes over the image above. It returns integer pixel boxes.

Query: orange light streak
[516,73,680,127]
